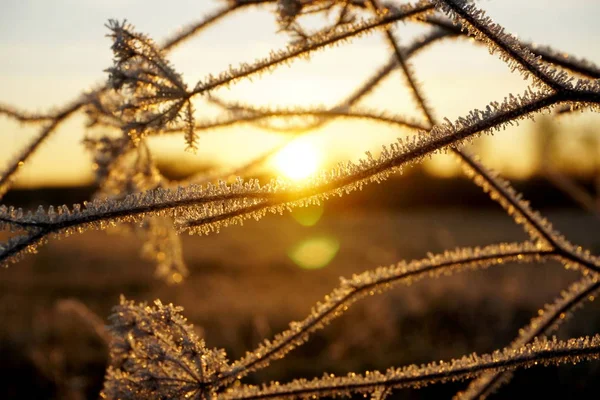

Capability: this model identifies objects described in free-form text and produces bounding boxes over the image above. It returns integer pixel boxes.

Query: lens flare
[288,235,340,270]
[290,204,325,227]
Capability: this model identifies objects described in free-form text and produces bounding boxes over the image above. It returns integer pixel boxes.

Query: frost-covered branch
[101,260,598,400]
[163,108,427,134]
[224,242,552,382]
[159,1,274,50]
[457,274,600,399]
[95,2,435,150]
[3,86,600,268]
[434,0,569,90]
[363,8,597,261]
[0,1,264,199]
[223,334,600,400]
[187,1,436,97]
[194,25,455,182]
[0,103,55,123]
[357,14,600,397]
[422,15,600,80]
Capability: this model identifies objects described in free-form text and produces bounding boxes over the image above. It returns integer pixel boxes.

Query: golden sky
[1,0,600,187]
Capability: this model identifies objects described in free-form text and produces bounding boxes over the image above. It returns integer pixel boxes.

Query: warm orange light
[423,153,460,178]
[273,139,321,181]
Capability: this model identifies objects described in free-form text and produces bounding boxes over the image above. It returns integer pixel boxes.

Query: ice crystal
[531,44,600,79]
[459,153,560,246]
[275,0,368,43]
[83,133,131,186]
[103,297,230,400]
[102,301,600,399]
[162,104,427,135]
[139,216,188,284]
[105,20,197,150]
[2,83,597,268]
[82,129,190,283]
[227,242,551,380]
[457,274,600,399]
[222,335,600,400]
[434,0,566,89]
[371,386,392,400]
[190,1,435,96]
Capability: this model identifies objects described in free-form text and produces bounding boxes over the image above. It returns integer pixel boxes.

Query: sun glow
[273,139,321,181]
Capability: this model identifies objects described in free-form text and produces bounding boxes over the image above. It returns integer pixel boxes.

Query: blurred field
[1,206,600,399]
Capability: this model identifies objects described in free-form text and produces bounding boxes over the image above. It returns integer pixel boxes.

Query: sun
[273,139,321,181]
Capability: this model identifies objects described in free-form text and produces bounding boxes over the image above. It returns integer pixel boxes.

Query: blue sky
[1,0,600,186]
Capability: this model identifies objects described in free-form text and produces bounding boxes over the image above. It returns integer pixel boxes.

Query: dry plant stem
[435,0,564,90]
[374,1,556,253]
[457,274,600,399]
[0,2,256,200]
[195,27,456,183]
[4,89,600,267]
[186,2,436,97]
[422,15,600,80]
[224,335,600,400]
[531,46,600,79]
[0,189,268,266]
[192,9,600,396]
[380,3,600,397]
[367,0,436,123]
[363,7,600,398]
[160,1,278,52]
[170,109,427,134]
[0,2,433,201]
[0,104,56,123]
[381,0,599,270]
[222,243,554,383]
[0,188,268,229]
[159,1,271,50]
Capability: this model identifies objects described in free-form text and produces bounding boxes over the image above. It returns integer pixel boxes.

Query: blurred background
[1,0,600,399]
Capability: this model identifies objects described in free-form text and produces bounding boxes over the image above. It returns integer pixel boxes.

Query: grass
[2,206,599,398]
